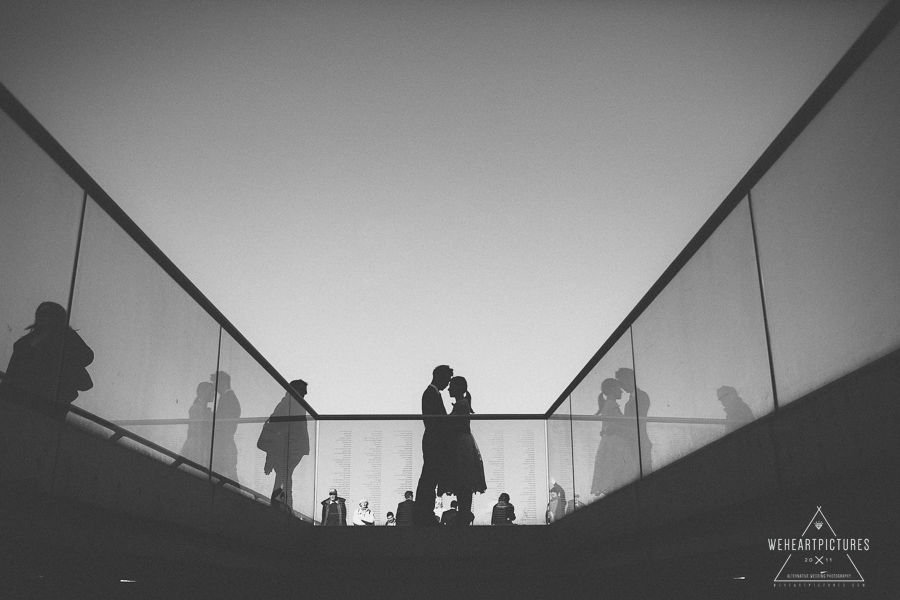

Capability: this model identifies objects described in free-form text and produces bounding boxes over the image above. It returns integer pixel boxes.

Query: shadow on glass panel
[0,301,94,418]
[617,367,653,477]
[211,370,241,485]
[716,385,755,433]
[257,379,310,512]
[590,378,639,500]
[178,381,215,468]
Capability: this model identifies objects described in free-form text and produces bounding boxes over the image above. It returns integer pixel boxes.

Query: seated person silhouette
[491,493,516,525]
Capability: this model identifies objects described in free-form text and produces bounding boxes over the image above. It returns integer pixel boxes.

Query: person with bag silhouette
[1,301,93,417]
[257,379,310,510]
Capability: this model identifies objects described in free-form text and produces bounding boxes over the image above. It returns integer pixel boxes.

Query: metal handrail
[0,84,316,419]
[1,369,285,510]
[543,0,900,416]
[106,413,742,426]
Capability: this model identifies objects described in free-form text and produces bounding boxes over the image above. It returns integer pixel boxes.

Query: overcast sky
[0,0,885,415]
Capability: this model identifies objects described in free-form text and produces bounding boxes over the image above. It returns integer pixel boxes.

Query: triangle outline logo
[773,506,865,583]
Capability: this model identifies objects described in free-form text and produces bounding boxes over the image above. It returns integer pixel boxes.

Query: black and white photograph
[1,1,898,597]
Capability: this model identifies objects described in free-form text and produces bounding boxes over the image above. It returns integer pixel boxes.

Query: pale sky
[0,0,885,415]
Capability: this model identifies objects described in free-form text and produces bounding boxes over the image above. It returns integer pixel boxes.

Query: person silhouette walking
[257,379,310,510]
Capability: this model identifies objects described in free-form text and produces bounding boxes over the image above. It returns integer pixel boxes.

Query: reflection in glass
[69,198,222,465]
[590,377,638,498]
[0,110,88,499]
[179,381,215,468]
[0,109,83,377]
[211,370,241,484]
[570,332,638,505]
[631,198,772,471]
[716,386,755,433]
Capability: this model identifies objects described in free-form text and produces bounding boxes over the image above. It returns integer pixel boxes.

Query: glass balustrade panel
[67,198,221,475]
[631,198,773,472]
[546,397,576,520]
[316,417,548,525]
[750,25,900,405]
[0,108,85,489]
[568,332,639,506]
[213,331,317,521]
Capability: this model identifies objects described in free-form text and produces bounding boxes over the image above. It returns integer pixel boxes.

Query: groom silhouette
[414,364,453,526]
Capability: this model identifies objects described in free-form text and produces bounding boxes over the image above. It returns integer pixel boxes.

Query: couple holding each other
[414,365,487,526]
[590,367,652,498]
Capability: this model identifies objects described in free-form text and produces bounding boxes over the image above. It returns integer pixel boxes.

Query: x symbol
[814,556,824,565]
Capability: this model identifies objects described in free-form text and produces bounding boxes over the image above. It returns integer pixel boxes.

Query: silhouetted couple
[178,371,246,487]
[0,301,94,418]
[179,381,215,467]
[414,365,487,526]
[590,367,652,498]
[207,371,242,484]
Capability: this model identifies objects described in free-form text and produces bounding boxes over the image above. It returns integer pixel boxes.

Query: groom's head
[615,368,636,393]
[432,365,453,390]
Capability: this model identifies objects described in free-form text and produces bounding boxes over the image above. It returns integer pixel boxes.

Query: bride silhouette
[439,376,487,524]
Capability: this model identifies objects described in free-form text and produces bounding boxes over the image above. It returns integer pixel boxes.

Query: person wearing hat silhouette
[0,301,94,416]
[716,385,755,433]
[321,488,347,525]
